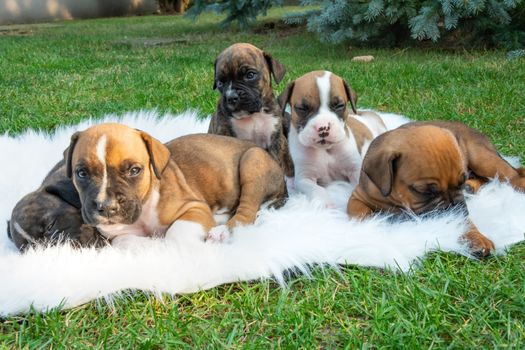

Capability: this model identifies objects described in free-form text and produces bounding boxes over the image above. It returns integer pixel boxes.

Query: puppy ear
[278,81,295,111]
[212,58,218,90]
[264,52,286,84]
[45,179,82,209]
[342,79,358,114]
[65,132,80,178]
[362,144,400,197]
[139,131,171,180]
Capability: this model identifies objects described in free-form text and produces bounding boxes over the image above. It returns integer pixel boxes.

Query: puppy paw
[461,231,495,258]
[206,225,231,243]
[464,179,484,194]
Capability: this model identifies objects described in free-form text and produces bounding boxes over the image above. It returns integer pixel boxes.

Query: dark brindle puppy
[347,121,525,257]
[8,160,107,251]
[208,43,294,177]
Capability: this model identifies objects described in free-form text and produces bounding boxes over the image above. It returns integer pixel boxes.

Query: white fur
[297,72,348,147]
[95,135,108,202]
[0,110,524,317]
[165,220,207,242]
[231,110,279,149]
[290,125,362,206]
[289,72,401,206]
[207,224,231,243]
[353,114,385,138]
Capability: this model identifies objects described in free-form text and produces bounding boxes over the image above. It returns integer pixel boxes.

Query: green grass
[1,7,525,349]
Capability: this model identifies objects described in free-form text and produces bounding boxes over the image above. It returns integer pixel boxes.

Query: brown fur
[208,43,293,177]
[66,124,286,238]
[278,70,379,154]
[347,124,497,257]
[9,160,107,251]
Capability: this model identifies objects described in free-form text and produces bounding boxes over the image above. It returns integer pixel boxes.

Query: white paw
[165,220,206,243]
[206,225,231,243]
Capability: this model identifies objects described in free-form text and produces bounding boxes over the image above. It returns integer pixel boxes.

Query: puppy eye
[76,168,88,179]
[409,184,440,197]
[45,220,56,233]
[426,183,439,194]
[216,80,224,89]
[332,103,345,112]
[294,105,310,114]
[128,166,142,177]
[245,71,257,81]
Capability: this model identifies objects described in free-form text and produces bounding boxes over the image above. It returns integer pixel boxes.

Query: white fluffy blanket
[1,110,524,316]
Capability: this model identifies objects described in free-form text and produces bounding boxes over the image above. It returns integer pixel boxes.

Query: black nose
[95,200,118,217]
[227,94,239,106]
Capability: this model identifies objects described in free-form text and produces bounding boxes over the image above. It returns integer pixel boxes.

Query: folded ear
[264,51,286,84]
[342,79,358,114]
[139,131,171,179]
[362,141,400,197]
[277,81,295,111]
[45,179,81,209]
[65,132,80,178]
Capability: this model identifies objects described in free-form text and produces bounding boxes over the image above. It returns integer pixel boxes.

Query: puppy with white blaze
[278,71,387,207]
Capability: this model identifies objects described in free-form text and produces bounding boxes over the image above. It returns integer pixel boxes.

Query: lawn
[1,7,525,348]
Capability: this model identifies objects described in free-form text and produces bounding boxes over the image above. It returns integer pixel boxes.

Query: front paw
[464,179,484,194]
[462,230,495,258]
[206,224,231,243]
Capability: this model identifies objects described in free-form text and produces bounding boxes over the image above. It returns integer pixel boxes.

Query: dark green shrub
[285,0,525,49]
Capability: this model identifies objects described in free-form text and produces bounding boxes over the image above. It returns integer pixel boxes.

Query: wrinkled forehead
[216,45,266,73]
[291,71,347,104]
[73,125,149,167]
[400,127,466,181]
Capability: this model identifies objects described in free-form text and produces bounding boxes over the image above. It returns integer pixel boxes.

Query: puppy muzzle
[82,197,141,226]
[298,114,346,148]
[221,83,263,115]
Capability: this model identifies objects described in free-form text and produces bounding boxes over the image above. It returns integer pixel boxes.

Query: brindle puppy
[8,160,107,251]
[208,43,294,177]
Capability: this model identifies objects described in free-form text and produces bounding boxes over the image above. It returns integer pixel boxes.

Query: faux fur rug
[1,110,524,316]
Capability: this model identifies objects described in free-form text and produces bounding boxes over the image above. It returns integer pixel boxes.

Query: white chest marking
[230,111,279,149]
[97,190,167,239]
[95,135,108,202]
[290,126,363,186]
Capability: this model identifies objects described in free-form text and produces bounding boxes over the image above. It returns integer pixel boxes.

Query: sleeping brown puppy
[8,160,107,251]
[347,121,525,257]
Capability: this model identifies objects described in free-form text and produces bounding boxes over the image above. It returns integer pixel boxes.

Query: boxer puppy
[278,70,387,206]
[208,43,294,177]
[65,123,286,243]
[347,121,525,257]
[8,160,107,251]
